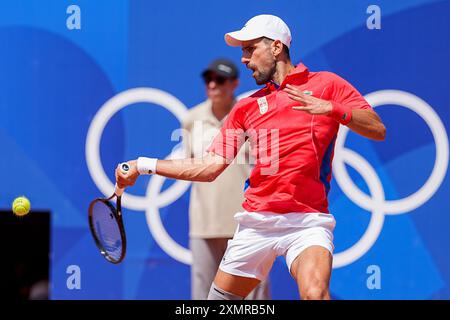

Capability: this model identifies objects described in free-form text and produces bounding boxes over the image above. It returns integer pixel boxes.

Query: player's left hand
[115,160,139,188]
[284,84,333,115]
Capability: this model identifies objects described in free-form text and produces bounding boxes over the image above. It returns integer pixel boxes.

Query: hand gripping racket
[88,163,129,264]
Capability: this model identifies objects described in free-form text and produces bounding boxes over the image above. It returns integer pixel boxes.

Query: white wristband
[137,157,158,175]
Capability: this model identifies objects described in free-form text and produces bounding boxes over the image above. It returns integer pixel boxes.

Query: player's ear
[272,40,283,57]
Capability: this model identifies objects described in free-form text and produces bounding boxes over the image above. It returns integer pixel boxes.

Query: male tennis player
[116,14,386,300]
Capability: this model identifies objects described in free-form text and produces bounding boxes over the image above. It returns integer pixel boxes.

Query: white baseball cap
[225,14,292,48]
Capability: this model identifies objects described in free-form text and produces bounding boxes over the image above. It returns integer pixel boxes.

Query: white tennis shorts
[219,211,336,281]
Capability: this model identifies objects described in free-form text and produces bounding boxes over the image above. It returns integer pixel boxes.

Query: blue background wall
[1,0,449,299]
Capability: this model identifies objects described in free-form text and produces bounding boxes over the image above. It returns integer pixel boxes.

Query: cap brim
[224,30,264,47]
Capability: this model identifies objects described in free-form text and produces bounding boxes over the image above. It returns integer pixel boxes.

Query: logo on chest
[257,96,269,114]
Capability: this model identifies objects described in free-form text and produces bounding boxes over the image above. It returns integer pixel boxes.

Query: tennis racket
[88,162,130,264]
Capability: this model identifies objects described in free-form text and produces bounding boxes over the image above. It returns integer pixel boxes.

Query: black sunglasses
[203,74,228,85]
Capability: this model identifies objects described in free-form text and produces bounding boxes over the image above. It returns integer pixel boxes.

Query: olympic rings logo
[85,88,448,268]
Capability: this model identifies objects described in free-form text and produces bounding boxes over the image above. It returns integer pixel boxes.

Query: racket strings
[91,200,123,261]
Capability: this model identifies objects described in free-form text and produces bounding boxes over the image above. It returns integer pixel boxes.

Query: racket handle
[115,184,125,197]
[115,162,130,196]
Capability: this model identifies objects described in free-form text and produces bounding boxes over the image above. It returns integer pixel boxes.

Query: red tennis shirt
[207,63,372,214]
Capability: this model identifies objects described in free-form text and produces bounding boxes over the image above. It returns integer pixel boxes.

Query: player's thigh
[213,268,261,298]
[245,278,271,300]
[214,229,275,297]
[285,217,335,292]
[290,245,333,292]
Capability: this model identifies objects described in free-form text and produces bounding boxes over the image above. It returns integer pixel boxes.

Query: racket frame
[88,193,127,264]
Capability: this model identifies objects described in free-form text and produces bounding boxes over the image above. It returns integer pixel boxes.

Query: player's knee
[301,282,329,300]
[207,282,245,300]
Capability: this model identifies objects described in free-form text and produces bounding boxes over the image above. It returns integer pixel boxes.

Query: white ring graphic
[146,170,192,264]
[86,87,193,263]
[86,88,188,209]
[332,149,385,268]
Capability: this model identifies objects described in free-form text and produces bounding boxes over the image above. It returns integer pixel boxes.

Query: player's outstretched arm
[345,108,386,141]
[115,152,229,189]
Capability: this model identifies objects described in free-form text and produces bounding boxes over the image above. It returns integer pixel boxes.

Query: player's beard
[250,60,276,85]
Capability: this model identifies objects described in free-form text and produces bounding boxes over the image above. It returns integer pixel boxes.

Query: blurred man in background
[181,59,270,300]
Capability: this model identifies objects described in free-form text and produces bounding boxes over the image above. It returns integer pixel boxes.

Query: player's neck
[271,60,295,85]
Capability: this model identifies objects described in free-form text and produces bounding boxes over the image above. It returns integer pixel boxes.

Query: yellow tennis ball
[12,196,31,216]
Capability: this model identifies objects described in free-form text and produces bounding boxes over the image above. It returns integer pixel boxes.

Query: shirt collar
[265,63,309,91]
[290,63,309,75]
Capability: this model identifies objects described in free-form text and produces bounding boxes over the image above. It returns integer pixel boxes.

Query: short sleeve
[206,102,246,161]
[329,73,372,110]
